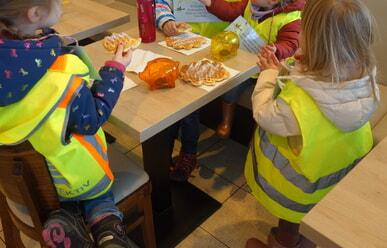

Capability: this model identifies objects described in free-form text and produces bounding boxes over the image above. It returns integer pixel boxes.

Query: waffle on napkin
[103,32,141,53]
[179,59,230,86]
[166,36,207,50]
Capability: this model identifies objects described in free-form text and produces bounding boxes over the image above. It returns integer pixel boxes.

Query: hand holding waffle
[111,43,133,68]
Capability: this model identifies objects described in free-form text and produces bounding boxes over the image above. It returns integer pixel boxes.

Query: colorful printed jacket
[0,30,125,201]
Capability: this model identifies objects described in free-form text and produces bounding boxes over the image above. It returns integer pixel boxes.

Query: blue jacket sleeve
[67,66,124,135]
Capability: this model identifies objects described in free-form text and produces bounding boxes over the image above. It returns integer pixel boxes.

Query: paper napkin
[126,49,172,73]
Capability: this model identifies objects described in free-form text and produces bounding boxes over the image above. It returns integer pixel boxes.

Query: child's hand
[162,20,181,36]
[260,44,277,57]
[112,43,133,67]
[293,48,304,60]
[198,0,212,7]
[257,52,281,71]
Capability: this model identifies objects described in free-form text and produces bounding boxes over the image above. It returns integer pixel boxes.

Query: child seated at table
[0,0,133,247]
[199,0,305,139]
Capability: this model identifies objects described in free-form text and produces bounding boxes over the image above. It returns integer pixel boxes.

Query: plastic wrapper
[139,58,180,90]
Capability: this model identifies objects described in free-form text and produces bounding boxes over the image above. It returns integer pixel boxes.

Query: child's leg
[167,120,181,155]
[276,219,300,246]
[42,201,95,248]
[180,110,200,155]
[82,190,132,248]
[82,190,122,224]
[170,111,200,182]
[245,219,316,248]
[217,78,255,138]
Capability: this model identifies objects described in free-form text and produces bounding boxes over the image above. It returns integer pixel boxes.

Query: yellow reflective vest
[188,0,242,38]
[0,54,113,201]
[243,4,301,78]
[243,3,301,44]
[188,22,231,39]
[245,80,373,223]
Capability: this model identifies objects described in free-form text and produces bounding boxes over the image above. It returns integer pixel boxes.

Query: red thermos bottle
[137,0,156,43]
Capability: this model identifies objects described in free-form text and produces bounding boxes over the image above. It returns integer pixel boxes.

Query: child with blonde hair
[0,0,133,247]
[244,0,379,247]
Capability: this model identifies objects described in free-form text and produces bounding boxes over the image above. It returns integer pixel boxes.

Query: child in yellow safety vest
[245,0,379,247]
[0,0,133,247]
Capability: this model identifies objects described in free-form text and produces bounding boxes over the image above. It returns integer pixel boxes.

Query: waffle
[179,59,230,86]
[103,32,141,53]
[165,36,207,50]
[177,23,192,34]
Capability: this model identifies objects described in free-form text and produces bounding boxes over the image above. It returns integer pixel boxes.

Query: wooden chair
[0,141,156,248]
[0,141,59,248]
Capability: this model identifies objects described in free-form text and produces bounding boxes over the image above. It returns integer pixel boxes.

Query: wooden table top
[300,136,387,248]
[54,0,130,43]
[84,28,258,142]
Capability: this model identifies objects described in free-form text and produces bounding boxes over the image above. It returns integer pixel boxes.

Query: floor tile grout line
[197,226,232,248]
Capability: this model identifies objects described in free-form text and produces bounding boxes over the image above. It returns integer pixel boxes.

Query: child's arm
[257,52,280,71]
[162,20,186,36]
[198,0,212,7]
[271,20,301,60]
[252,52,300,136]
[203,0,247,21]
[67,45,132,135]
[155,0,176,31]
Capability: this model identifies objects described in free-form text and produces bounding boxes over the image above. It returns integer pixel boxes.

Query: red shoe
[170,152,198,182]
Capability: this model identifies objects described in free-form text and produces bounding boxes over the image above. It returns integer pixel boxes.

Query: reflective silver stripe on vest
[57,174,112,202]
[251,128,361,213]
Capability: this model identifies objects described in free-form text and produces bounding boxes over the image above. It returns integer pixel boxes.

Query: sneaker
[91,215,132,248]
[42,208,95,248]
[169,152,199,182]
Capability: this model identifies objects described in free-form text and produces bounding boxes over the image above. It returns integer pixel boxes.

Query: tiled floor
[106,121,280,248]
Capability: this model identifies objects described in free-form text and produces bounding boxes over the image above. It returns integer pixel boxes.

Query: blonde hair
[300,0,376,82]
[0,0,53,25]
